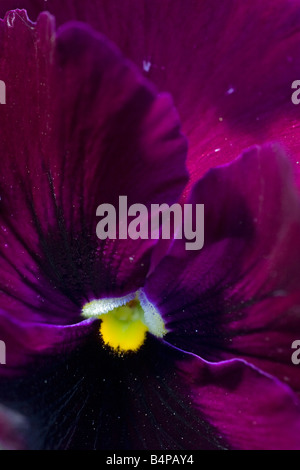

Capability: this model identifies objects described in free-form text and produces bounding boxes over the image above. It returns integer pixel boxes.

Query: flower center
[81,290,167,354]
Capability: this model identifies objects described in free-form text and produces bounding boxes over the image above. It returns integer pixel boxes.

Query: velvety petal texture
[0,10,187,334]
[0,310,95,376]
[1,1,300,190]
[145,144,300,394]
[1,333,300,450]
[0,2,299,452]
[178,354,300,450]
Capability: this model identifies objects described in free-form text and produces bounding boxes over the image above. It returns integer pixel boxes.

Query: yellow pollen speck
[100,300,148,353]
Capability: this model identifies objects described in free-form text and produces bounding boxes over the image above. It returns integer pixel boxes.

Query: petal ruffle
[145,144,300,394]
[1,336,300,449]
[2,1,300,189]
[0,11,187,325]
[0,310,96,376]
[177,352,300,450]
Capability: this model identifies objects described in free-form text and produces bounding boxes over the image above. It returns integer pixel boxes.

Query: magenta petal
[1,335,300,449]
[177,354,300,450]
[0,309,96,376]
[2,1,300,188]
[0,11,187,325]
[145,144,300,393]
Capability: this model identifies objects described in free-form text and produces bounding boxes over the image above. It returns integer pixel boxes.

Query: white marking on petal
[226,87,235,95]
[6,12,15,28]
[82,292,136,317]
[137,289,167,338]
[143,60,152,73]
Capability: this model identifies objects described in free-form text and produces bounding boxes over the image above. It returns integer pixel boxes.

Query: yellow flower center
[81,290,167,354]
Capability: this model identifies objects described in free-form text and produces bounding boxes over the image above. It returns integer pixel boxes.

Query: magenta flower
[0,2,300,450]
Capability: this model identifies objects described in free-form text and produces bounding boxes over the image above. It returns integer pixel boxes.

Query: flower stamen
[82,290,167,354]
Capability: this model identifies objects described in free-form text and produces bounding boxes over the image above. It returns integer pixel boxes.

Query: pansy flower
[0,2,299,450]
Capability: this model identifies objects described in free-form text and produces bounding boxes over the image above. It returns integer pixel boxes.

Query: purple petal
[1,337,300,449]
[0,309,96,376]
[1,1,300,189]
[177,352,300,450]
[0,11,187,326]
[145,144,300,394]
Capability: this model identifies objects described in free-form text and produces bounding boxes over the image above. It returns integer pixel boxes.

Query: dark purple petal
[0,11,187,326]
[0,310,95,376]
[1,1,300,189]
[177,353,300,450]
[0,335,222,450]
[1,336,300,449]
[145,144,300,394]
